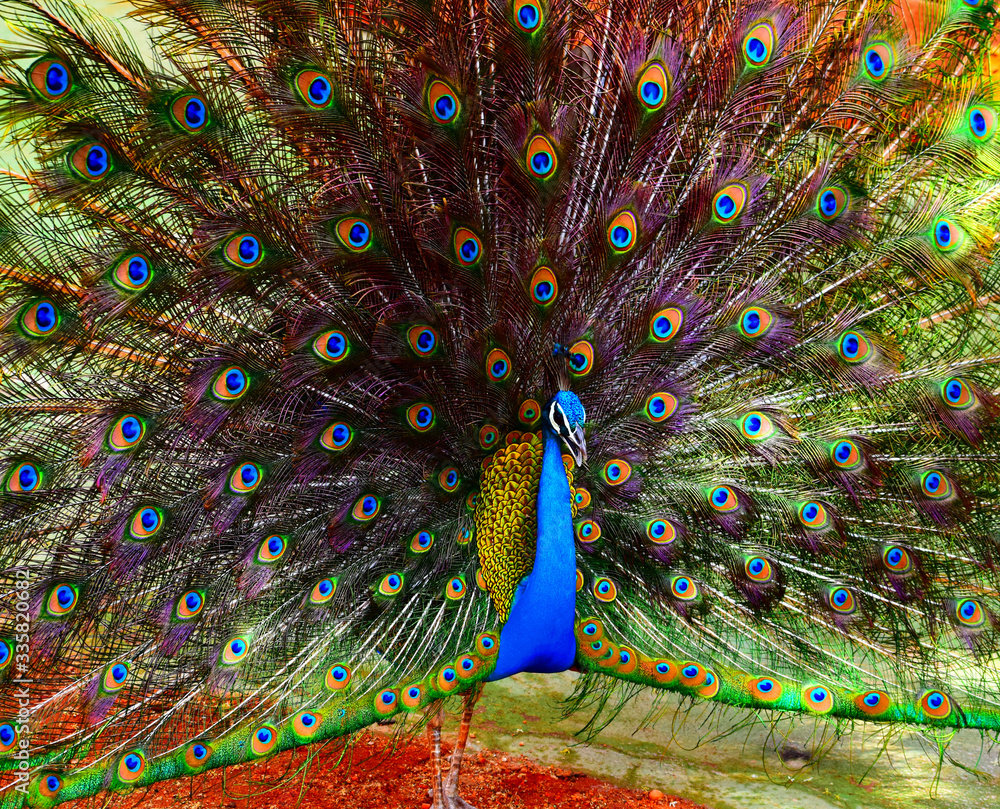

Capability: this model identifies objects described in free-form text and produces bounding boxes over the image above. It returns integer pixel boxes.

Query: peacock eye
[529,266,558,305]
[295,69,334,109]
[526,134,558,179]
[941,377,975,409]
[112,254,153,292]
[407,325,438,357]
[310,578,337,604]
[352,494,380,521]
[743,21,776,67]
[427,79,460,123]
[607,211,637,253]
[932,218,962,252]
[486,348,512,382]
[837,330,873,364]
[817,185,849,220]
[739,411,775,440]
[336,217,372,251]
[636,62,670,110]
[519,399,541,425]
[69,141,112,181]
[568,340,594,377]
[863,42,894,82]
[211,366,248,401]
[20,300,60,338]
[830,439,861,470]
[6,462,42,493]
[45,584,78,616]
[454,228,483,266]
[406,402,436,432]
[129,506,164,540]
[313,329,351,363]
[228,462,262,494]
[512,0,543,32]
[170,93,210,133]
[28,57,74,101]
[107,415,147,452]
[320,421,353,451]
[649,307,683,343]
[224,233,264,269]
[644,392,678,422]
[713,183,747,223]
[968,105,997,140]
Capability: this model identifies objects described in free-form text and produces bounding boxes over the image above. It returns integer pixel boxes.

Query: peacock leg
[442,683,484,809]
[426,702,447,809]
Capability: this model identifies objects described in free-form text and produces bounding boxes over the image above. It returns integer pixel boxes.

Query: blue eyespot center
[241,465,258,486]
[0,725,14,744]
[35,302,56,331]
[821,191,837,214]
[833,589,848,605]
[811,688,827,701]
[128,257,149,284]
[319,579,333,595]
[239,236,260,264]
[388,575,400,588]
[867,50,884,75]
[257,728,271,743]
[758,679,774,692]
[46,776,60,791]
[47,64,68,94]
[310,77,331,103]
[139,508,158,530]
[642,81,662,104]
[611,225,630,247]
[745,37,765,61]
[460,238,479,261]
[185,98,206,128]
[683,665,698,678]
[112,664,127,682]
[193,744,207,759]
[519,5,539,28]
[435,95,455,119]
[716,194,736,218]
[86,145,109,176]
[56,585,74,607]
[332,666,346,680]
[231,639,245,655]
[185,592,201,610]
[226,369,246,394]
[971,109,987,135]
[19,465,39,489]
[349,222,369,247]
[743,310,760,332]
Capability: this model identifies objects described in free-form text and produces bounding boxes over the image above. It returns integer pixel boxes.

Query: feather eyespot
[112,254,153,292]
[20,299,60,338]
[221,636,249,665]
[256,534,286,564]
[336,217,372,252]
[313,329,350,363]
[568,340,594,376]
[295,69,334,109]
[519,399,541,424]
[602,459,632,486]
[651,660,678,684]
[486,348,512,382]
[749,677,782,702]
[28,57,73,101]
[175,590,204,620]
[740,411,775,441]
[401,684,425,709]
[478,424,500,449]
[644,392,678,422]
[817,186,849,220]
[593,577,617,602]
[39,774,62,798]
[637,62,670,110]
[326,664,352,690]
[0,724,17,754]
[863,42,894,82]
[407,325,438,357]
[456,654,480,678]
[45,584,78,617]
[941,377,975,409]
[882,545,913,574]
[744,555,774,582]
[117,751,146,783]
[743,22,776,67]
[670,575,698,600]
[513,0,543,32]
[649,307,683,343]
[438,467,461,492]
[437,664,461,692]
[526,134,557,179]
[251,725,277,756]
[575,520,601,544]
[6,462,42,493]
[955,598,985,627]
[69,141,112,181]
[713,183,747,223]
[184,742,212,769]
[310,578,336,604]
[352,494,380,521]
[427,79,460,123]
[107,415,146,452]
[130,506,163,540]
[679,662,707,687]
[826,586,856,614]
[646,519,677,545]
[573,488,592,509]
[737,306,772,338]
[223,233,263,269]
[920,469,952,500]
[709,485,738,512]
[320,422,353,451]
[933,218,962,251]
[837,330,873,364]
[406,402,436,433]
[378,572,404,596]
[477,632,499,657]
[170,93,210,133]
[293,710,322,738]
[798,501,829,530]
[607,210,638,253]
[445,576,466,600]
[211,366,248,401]
[919,690,952,720]
[803,685,834,714]
[454,228,482,266]
[0,641,10,672]
[968,105,997,140]
[529,266,558,305]
[229,462,262,494]
[830,439,861,470]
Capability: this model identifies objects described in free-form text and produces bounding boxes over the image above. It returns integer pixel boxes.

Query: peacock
[2,0,1000,806]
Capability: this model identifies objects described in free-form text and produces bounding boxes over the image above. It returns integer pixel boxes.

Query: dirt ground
[63,731,711,809]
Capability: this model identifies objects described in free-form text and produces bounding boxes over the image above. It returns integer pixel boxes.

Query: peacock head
[545,390,587,466]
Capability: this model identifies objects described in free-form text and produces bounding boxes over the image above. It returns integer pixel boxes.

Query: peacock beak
[564,425,587,466]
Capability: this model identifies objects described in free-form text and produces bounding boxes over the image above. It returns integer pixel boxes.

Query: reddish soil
[65,731,710,809]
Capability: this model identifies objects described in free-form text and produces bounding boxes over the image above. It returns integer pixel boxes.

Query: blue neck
[487,428,577,680]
